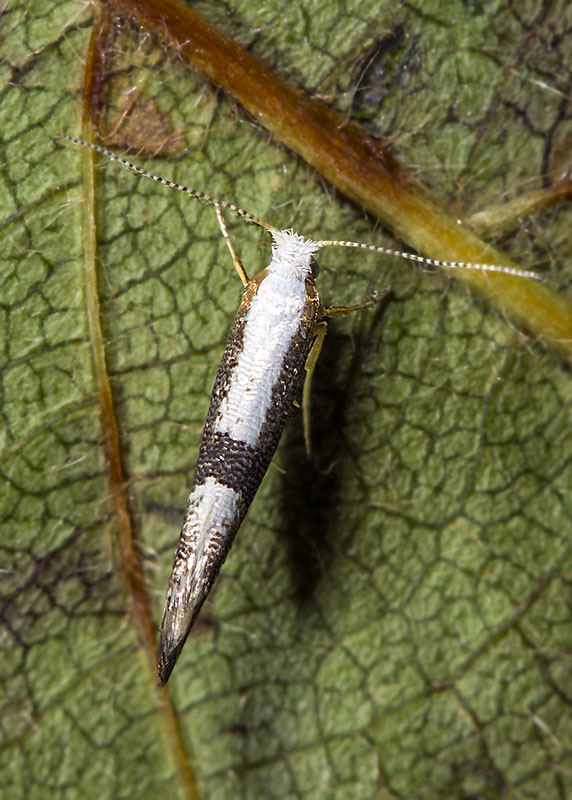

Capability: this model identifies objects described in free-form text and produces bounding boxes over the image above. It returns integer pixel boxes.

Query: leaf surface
[2,1,571,798]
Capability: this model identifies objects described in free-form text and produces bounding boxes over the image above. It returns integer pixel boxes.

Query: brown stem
[107,0,572,360]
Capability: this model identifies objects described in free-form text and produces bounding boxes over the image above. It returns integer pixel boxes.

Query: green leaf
[2,1,571,798]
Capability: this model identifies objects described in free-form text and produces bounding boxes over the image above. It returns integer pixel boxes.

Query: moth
[62,136,539,685]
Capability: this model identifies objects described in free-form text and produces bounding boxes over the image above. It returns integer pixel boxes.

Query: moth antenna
[59,134,279,234]
[316,239,540,281]
[60,135,539,282]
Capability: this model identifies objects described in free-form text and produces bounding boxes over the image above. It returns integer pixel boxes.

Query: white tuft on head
[268,230,320,279]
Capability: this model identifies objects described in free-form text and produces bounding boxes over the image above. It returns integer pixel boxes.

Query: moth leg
[321,286,392,317]
[303,320,328,456]
[214,201,249,285]
[304,288,392,455]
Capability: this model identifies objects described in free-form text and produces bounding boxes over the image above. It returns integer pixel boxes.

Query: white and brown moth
[62,136,539,685]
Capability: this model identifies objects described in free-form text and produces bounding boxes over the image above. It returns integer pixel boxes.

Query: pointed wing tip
[157,666,171,688]
[157,623,191,686]
[157,581,205,685]
[157,639,180,686]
